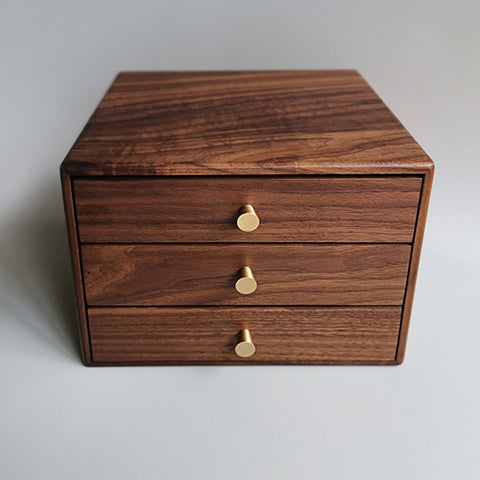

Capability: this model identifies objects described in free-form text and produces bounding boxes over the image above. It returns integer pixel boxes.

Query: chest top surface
[61,70,433,176]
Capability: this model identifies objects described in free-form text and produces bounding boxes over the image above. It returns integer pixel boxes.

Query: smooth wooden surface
[61,71,433,176]
[60,171,91,364]
[396,168,434,362]
[82,244,411,306]
[59,70,434,365]
[74,176,422,243]
[88,307,402,364]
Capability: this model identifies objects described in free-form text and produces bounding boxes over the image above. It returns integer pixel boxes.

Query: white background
[1,1,479,478]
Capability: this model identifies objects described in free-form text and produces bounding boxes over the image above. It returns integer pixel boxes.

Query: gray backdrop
[1,1,479,478]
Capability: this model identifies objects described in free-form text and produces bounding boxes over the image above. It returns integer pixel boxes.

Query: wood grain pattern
[60,171,91,364]
[396,167,434,363]
[60,71,433,176]
[59,70,433,366]
[74,176,422,243]
[82,244,411,306]
[88,307,402,364]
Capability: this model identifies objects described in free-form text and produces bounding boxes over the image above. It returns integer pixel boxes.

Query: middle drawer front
[82,244,411,306]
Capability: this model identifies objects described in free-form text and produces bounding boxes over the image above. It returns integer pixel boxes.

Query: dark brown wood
[74,176,422,243]
[82,244,411,306]
[60,71,433,177]
[88,307,402,364]
[396,166,434,363]
[60,171,92,364]
[60,70,433,366]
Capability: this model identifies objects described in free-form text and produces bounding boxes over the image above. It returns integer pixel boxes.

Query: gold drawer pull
[236,204,260,232]
[235,329,256,358]
[235,266,257,295]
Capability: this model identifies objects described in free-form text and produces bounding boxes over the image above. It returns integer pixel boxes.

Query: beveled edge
[60,70,434,177]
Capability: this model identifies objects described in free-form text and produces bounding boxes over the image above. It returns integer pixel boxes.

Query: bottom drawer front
[89,307,401,364]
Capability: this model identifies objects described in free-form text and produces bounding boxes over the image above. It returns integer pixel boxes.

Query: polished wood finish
[60,70,434,366]
[74,176,422,243]
[88,307,402,364]
[82,244,411,306]
[60,71,433,177]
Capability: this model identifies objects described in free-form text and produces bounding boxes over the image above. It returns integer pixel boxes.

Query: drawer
[82,244,411,306]
[74,176,422,243]
[61,71,434,366]
[88,307,402,364]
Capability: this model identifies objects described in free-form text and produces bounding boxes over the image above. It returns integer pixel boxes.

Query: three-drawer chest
[61,70,433,366]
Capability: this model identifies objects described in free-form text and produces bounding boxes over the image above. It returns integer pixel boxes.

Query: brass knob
[235,266,257,295]
[235,329,255,358]
[236,204,260,232]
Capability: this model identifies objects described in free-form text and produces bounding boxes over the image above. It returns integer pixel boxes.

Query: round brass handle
[235,266,257,295]
[236,204,260,232]
[235,329,256,358]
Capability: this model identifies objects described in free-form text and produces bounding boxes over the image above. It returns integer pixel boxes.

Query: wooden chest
[60,71,433,366]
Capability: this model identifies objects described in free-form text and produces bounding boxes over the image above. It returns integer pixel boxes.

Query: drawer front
[82,244,410,306]
[74,176,421,243]
[88,307,401,364]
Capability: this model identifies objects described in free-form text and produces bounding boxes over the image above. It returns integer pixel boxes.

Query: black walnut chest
[60,70,433,366]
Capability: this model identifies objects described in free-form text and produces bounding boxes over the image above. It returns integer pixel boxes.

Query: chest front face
[61,71,433,366]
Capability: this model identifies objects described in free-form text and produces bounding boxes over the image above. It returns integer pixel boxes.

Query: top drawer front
[74,176,421,243]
